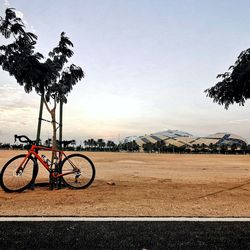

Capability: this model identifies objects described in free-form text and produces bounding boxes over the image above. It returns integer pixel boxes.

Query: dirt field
[0,150,250,217]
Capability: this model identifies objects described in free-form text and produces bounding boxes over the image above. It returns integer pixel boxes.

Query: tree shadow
[189,180,250,201]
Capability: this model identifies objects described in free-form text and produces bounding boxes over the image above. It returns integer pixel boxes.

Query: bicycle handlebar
[14,134,34,144]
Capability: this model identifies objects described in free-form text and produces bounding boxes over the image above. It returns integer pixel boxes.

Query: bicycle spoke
[60,154,95,189]
[0,154,38,192]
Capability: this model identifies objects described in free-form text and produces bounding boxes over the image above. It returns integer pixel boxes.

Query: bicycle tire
[60,154,95,189]
[0,154,38,193]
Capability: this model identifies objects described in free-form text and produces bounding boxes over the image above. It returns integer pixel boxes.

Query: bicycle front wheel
[60,154,95,189]
[0,154,38,193]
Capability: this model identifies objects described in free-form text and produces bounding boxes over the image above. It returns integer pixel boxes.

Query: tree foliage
[205,48,250,109]
[0,8,84,153]
[44,32,84,104]
[0,8,84,102]
[0,8,42,93]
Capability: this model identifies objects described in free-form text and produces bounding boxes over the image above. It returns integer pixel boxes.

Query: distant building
[122,130,247,151]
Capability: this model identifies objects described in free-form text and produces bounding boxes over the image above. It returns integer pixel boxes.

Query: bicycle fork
[66,158,81,183]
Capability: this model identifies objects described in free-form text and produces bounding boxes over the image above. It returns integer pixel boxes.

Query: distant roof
[177,136,197,144]
[152,129,193,138]
[151,134,169,141]
[165,138,186,147]
[207,133,247,143]
[134,138,145,147]
[122,130,247,147]
[193,138,220,146]
[143,135,158,143]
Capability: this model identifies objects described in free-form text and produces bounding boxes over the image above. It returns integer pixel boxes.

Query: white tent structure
[122,130,247,151]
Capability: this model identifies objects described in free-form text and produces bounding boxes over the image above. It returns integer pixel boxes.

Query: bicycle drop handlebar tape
[14,134,33,144]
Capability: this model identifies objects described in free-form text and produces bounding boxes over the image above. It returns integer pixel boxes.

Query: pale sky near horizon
[1,0,250,144]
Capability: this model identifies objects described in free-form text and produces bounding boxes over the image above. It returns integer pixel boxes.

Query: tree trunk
[59,101,63,150]
[36,95,44,145]
[43,98,57,164]
[51,109,57,150]
[50,108,57,164]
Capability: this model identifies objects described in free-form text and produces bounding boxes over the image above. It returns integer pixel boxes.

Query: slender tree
[106,140,113,151]
[88,139,96,151]
[97,138,105,151]
[0,8,84,162]
[107,140,117,151]
[45,138,52,147]
[42,32,84,154]
[84,140,89,150]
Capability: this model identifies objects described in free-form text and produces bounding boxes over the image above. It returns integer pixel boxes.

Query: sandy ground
[0,150,250,217]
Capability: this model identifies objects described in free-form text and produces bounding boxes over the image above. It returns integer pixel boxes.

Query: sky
[1,0,250,144]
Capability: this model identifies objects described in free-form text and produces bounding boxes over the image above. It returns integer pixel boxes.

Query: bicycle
[0,135,96,193]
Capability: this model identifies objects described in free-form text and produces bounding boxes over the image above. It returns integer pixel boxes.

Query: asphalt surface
[0,221,249,249]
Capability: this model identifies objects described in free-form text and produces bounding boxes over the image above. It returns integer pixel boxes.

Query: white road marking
[0,217,250,222]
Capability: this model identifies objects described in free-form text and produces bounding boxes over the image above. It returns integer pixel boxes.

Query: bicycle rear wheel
[0,154,38,193]
[60,154,95,189]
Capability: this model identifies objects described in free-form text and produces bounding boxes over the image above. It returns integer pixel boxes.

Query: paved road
[0,220,249,249]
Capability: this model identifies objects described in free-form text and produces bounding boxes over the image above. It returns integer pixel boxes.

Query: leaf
[26,32,38,42]
[5,8,16,21]
[10,23,25,34]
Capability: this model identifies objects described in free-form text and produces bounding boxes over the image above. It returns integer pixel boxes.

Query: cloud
[4,0,10,8]
[0,84,23,95]
[228,119,250,124]
[0,85,38,122]
[0,85,27,107]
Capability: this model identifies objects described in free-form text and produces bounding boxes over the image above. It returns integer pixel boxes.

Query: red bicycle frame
[18,144,75,178]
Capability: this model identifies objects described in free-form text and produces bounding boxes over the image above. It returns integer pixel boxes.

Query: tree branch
[43,96,52,115]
